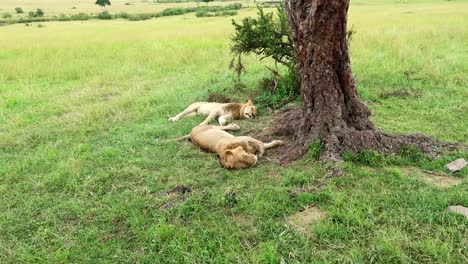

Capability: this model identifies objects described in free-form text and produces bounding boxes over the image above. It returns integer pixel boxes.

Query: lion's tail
[160,134,191,142]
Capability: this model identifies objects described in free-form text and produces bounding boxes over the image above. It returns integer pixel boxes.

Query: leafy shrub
[199,4,242,13]
[17,16,50,23]
[222,10,237,16]
[256,70,299,108]
[226,3,242,10]
[15,7,24,14]
[138,13,154,20]
[57,13,71,21]
[161,8,188,16]
[71,13,90,21]
[35,8,44,17]
[230,4,297,107]
[195,10,209,17]
[127,13,153,21]
[231,5,294,70]
[116,12,129,19]
[97,11,112,20]
[2,13,12,19]
[196,10,238,17]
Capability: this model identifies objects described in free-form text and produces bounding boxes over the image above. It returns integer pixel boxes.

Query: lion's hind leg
[169,103,202,122]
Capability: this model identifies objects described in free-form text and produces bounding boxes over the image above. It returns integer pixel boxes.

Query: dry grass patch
[287,206,327,235]
[401,167,463,188]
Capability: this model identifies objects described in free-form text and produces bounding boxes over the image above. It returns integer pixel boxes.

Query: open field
[0,0,244,20]
[1,0,467,263]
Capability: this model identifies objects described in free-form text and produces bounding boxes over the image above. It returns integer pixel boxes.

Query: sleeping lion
[176,124,283,169]
[169,100,257,125]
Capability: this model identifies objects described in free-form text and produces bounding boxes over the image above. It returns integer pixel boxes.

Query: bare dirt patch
[287,206,327,235]
[401,167,462,188]
[158,185,192,211]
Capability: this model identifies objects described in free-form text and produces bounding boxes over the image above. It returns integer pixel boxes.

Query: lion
[168,100,257,125]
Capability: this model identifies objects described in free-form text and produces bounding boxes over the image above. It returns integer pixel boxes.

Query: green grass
[0,0,245,21]
[1,1,467,263]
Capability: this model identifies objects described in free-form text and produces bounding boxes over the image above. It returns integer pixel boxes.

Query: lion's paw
[228,124,241,130]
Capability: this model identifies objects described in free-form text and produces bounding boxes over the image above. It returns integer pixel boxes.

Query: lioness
[177,124,283,169]
[168,100,257,125]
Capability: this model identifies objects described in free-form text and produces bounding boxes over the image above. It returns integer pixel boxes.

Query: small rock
[445,158,467,173]
[447,205,468,219]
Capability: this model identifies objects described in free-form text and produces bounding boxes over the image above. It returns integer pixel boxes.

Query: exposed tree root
[266,106,466,164]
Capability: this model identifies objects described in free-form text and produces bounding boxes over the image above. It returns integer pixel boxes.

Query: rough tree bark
[269,0,460,163]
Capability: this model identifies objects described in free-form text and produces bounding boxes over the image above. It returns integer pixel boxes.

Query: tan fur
[187,124,283,169]
[169,100,257,125]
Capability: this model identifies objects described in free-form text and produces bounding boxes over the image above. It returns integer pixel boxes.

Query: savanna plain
[0,0,467,263]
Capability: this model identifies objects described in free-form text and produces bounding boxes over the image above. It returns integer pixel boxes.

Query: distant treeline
[148,0,235,2]
[2,4,242,25]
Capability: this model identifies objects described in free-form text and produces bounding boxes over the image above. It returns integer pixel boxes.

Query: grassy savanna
[0,0,244,20]
[1,0,467,263]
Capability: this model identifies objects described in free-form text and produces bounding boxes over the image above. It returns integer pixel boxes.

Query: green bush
[35,8,44,17]
[138,13,154,20]
[195,10,210,17]
[196,10,238,18]
[160,8,187,16]
[17,17,51,23]
[71,13,90,21]
[26,8,45,18]
[116,12,129,19]
[200,3,242,13]
[127,13,153,21]
[15,7,24,14]
[97,11,112,20]
[4,3,243,25]
[230,4,298,108]
[256,70,299,108]
[2,13,12,19]
[231,5,294,70]
[226,3,242,10]
[221,10,237,16]
[57,14,71,21]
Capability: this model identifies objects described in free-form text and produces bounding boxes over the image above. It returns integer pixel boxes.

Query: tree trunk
[269,0,460,163]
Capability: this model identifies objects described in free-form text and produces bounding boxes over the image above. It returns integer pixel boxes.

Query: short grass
[1,0,467,263]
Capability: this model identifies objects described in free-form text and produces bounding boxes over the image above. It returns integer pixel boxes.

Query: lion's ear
[247,100,253,106]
